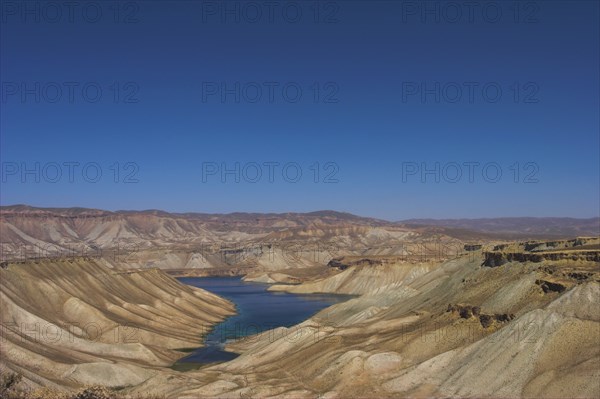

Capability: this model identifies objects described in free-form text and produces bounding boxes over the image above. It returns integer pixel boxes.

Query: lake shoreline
[173,276,353,368]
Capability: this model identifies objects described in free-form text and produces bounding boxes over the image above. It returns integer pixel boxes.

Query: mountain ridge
[3,205,598,228]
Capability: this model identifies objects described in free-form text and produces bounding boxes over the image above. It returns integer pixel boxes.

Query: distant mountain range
[1,205,598,266]
[401,217,600,237]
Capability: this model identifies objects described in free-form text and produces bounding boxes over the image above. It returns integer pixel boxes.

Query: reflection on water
[174,276,350,368]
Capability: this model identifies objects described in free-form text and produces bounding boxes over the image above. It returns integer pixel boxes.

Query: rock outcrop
[483,237,600,267]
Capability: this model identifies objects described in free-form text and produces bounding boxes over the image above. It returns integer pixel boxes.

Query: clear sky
[1,0,599,220]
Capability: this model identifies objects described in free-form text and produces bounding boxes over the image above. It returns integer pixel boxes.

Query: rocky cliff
[483,237,600,266]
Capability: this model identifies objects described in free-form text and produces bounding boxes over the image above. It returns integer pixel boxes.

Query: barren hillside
[0,258,234,391]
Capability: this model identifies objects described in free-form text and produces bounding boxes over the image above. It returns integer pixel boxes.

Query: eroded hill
[0,206,468,275]
[158,240,599,398]
[0,258,234,391]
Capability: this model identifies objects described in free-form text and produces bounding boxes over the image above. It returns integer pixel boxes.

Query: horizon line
[1,204,599,222]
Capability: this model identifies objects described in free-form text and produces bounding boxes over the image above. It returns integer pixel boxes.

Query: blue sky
[1,1,599,220]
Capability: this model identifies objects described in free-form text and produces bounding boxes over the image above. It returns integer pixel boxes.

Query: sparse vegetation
[1,371,22,398]
[0,372,164,399]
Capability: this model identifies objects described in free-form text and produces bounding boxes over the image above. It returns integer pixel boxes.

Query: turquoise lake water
[175,276,350,367]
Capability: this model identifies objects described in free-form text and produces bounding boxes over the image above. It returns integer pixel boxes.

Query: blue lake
[174,276,350,368]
